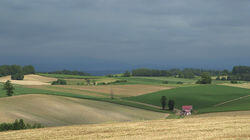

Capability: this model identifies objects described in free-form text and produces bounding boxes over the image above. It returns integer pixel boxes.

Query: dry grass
[0,94,164,127]
[0,74,56,85]
[0,112,249,140]
[221,83,250,89]
[54,84,172,97]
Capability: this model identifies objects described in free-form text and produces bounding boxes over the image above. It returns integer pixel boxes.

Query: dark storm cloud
[0,0,250,70]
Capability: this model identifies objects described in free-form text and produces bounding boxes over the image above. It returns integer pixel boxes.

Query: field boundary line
[121,100,162,109]
[214,95,250,107]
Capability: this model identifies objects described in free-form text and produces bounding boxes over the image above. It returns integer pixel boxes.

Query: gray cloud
[0,0,250,70]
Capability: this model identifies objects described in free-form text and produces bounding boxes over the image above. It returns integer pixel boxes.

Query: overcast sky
[1,0,250,71]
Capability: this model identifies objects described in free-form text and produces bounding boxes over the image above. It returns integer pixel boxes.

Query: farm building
[181,105,193,116]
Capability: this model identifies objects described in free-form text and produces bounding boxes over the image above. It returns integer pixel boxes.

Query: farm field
[220,83,250,89]
[0,94,165,127]
[40,73,198,86]
[0,83,167,113]
[126,85,250,113]
[0,74,56,85]
[0,111,249,140]
[51,84,172,97]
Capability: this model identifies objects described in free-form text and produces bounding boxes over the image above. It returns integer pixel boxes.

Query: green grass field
[125,85,250,113]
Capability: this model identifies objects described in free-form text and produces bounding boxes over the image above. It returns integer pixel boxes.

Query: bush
[0,119,43,132]
[11,73,24,80]
[221,77,227,81]
[162,81,168,84]
[231,80,238,84]
[176,81,183,84]
[51,79,67,85]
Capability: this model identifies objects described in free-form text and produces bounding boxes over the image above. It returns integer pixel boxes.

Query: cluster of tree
[214,66,250,82]
[0,119,43,132]
[131,68,224,78]
[231,66,250,81]
[0,65,35,80]
[98,80,128,85]
[160,96,175,111]
[51,79,67,85]
[47,70,90,76]
[196,72,212,84]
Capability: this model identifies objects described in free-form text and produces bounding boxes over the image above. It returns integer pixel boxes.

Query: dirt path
[214,95,250,107]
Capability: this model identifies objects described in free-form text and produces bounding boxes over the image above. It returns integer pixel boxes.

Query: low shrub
[176,81,183,84]
[162,81,168,84]
[51,79,67,85]
[231,80,238,84]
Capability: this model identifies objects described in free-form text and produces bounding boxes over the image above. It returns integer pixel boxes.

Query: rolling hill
[0,94,165,127]
[126,85,250,113]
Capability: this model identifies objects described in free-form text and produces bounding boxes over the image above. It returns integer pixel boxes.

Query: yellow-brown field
[0,74,56,85]
[54,84,172,97]
[0,111,249,140]
[221,83,250,89]
[0,94,164,127]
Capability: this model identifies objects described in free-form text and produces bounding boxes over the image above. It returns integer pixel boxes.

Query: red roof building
[181,105,193,116]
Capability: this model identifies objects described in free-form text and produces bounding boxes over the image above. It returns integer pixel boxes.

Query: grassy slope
[0,94,164,127]
[0,111,249,140]
[126,85,250,113]
[0,83,167,113]
[200,96,250,113]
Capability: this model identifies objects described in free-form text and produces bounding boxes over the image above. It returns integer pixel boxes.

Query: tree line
[46,69,90,76]
[130,68,224,78]
[0,65,35,80]
[231,66,250,81]
[0,119,43,132]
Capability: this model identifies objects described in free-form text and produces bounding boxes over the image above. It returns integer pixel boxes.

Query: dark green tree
[168,100,175,111]
[123,70,131,77]
[11,73,24,80]
[51,79,67,85]
[196,72,212,84]
[161,96,167,110]
[22,65,35,74]
[3,80,15,96]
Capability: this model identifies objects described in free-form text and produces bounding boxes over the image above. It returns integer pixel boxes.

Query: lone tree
[3,80,15,96]
[110,86,114,100]
[161,96,167,110]
[168,100,175,111]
